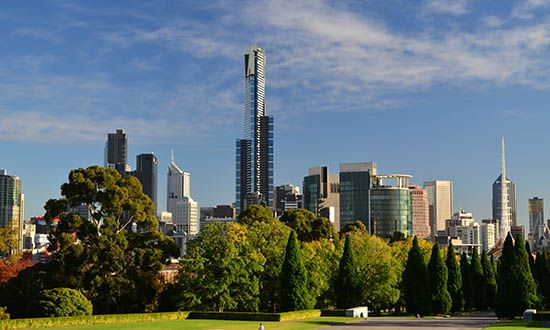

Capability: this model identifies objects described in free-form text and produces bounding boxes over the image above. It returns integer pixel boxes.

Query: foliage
[534,252,550,308]
[460,252,473,311]
[279,209,336,242]
[389,231,406,243]
[427,243,451,315]
[481,251,497,309]
[470,248,485,310]
[177,222,265,312]
[237,205,275,226]
[513,235,538,312]
[278,310,322,321]
[36,288,92,317]
[340,220,368,234]
[301,238,339,309]
[280,231,314,311]
[186,311,280,321]
[0,306,9,320]
[0,254,32,284]
[445,242,463,313]
[0,222,19,256]
[335,236,361,308]
[403,236,430,315]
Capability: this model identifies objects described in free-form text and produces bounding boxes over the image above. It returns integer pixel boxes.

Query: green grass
[8,317,359,330]
[484,320,547,329]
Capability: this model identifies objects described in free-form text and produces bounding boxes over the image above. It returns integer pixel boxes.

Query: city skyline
[2,1,550,228]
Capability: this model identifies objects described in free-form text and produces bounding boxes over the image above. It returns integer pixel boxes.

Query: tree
[513,235,538,313]
[341,220,368,234]
[403,236,430,315]
[335,235,362,308]
[0,254,32,284]
[389,231,406,243]
[428,243,451,315]
[280,231,313,311]
[446,242,463,313]
[302,238,340,309]
[0,222,19,256]
[279,209,335,242]
[481,251,497,309]
[526,241,535,275]
[470,248,485,310]
[460,252,473,311]
[36,288,93,317]
[534,252,550,308]
[39,166,178,314]
[237,205,275,226]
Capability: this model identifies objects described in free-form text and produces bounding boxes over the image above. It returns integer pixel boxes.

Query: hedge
[321,309,347,317]
[279,310,321,321]
[0,311,190,329]
[533,312,550,321]
[187,310,321,322]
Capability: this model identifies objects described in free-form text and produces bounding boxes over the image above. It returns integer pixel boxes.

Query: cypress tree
[280,230,313,311]
[496,233,516,318]
[481,251,497,309]
[335,235,362,308]
[460,252,473,311]
[445,242,463,313]
[514,235,538,314]
[525,241,535,276]
[403,236,430,315]
[428,243,451,315]
[470,248,485,310]
[535,252,550,309]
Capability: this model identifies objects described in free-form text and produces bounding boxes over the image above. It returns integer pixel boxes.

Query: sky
[1,0,550,228]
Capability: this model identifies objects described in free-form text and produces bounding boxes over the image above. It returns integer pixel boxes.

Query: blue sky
[1,0,550,227]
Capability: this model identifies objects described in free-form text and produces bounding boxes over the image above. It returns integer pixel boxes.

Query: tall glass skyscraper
[0,169,24,252]
[236,46,274,215]
[136,153,158,214]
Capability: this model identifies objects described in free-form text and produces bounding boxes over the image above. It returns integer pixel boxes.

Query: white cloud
[424,0,470,16]
[512,0,550,19]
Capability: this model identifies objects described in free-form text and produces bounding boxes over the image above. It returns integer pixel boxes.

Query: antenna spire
[171,149,175,163]
[500,136,510,239]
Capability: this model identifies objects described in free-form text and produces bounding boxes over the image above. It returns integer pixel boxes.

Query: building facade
[370,174,412,237]
[236,46,274,215]
[339,163,376,232]
[529,197,545,239]
[409,185,431,239]
[136,153,158,213]
[303,166,340,229]
[492,175,517,227]
[274,184,302,216]
[423,180,453,240]
[167,156,198,235]
[104,129,128,175]
[0,170,24,252]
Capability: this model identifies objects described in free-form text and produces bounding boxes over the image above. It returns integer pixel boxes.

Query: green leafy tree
[177,222,265,312]
[446,242,463,313]
[280,209,335,242]
[302,238,340,309]
[280,231,313,311]
[460,252,473,311]
[389,231,406,243]
[341,220,368,234]
[481,252,497,309]
[335,235,362,308]
[36,288,92,317]
[470,248,485,310]
[37,166,179,314]
[237,205,275,226]
[403,236,430,315]
[428,243,451,315]
[0,222,19,256]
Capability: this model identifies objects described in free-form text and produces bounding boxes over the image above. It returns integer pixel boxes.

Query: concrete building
[492,175,517,227]
[528,197,548,251]
[274,184,302,216]
[104,129,128,175]
[446,210,481,250]
[409,185,431,239]
[136,153,158,214]
[423,180,453,240]
[339,162,376,232]
[0,169,24,253]
[481,221,497,252]
[167,154,198,236]
[236,46,274,215]
[370,174,412,238]
[303,166,340,229]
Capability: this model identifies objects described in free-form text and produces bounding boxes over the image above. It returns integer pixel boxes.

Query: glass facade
[339,171,370,232]
[370,187,411,237]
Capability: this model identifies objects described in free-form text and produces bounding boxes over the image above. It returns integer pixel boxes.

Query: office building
[303,166,340,229]
[339,162,376,232]
[481,221,497,252]
[0,170,24,252]
[370,174,412,237]
[492,176,517,227]
[213,205,236,218]
[529,197,545,241]
[105,129,128,175]
[444,211,481,253]
[409,185,431,239]
[236,46,274,215]
[274,184,302,216]
[136,153,159,213]
[167,154,198,235]
[423,180,453,240]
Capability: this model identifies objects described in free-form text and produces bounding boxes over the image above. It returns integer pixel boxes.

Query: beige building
[423,180,453,240]
[409,185,431,239]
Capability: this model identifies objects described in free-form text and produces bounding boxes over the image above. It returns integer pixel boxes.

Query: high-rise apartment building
[423,180,453,240]
[167,155,198,235]
[136,153,158,213]
[104,129,128,175]
[0,170,24,252]
[409,185,431,239]
[339,162,376,232]
[236,46,274,215]
[303,166,340,229]
[492,175,517,227]
[370,174,412,238]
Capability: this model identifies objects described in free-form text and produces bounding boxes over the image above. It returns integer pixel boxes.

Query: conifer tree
[481,251,497,309]
[470,248,485,310]
[514,235,538,313]
[280,231,313,311]
[428,243,451,315]
[460,252,473,311]
[525,241,535,275]
[335,235,362,308]
[496,233,516,318]
[403,236,430,315]
[535,252,549,308]
[446,242,463,313]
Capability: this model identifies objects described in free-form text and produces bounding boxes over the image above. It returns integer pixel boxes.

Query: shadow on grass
[488,320,545,328]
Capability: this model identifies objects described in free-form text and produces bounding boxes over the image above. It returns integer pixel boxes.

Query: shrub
[279,310,321,321]
[36,288,92,317]
[0,306,9,320]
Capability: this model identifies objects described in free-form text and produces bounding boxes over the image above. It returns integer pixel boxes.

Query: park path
[320,314,497,330]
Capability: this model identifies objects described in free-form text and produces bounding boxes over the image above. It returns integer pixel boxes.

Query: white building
[446,210,481,251]
[167,154,198,236]
[424,180,453,240]
[481,222,497,252]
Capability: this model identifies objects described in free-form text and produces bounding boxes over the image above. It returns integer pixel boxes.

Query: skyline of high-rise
[0,169,24,252]
[424,180,453,240]
[136,153,158,214]
[167,153,198,235]
[104,129,128,175]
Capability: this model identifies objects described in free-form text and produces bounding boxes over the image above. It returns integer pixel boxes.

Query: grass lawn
[29,316,360,330]
[485,320,547,329]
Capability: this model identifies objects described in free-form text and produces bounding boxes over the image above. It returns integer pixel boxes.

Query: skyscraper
[303,166,340,229]
[236,46,274,215]
[167,153,198,235]
[528,197,548,250]
[104,129,128,175]
[409,185,431,239]
[339,162,376,232]
[492,176,517,227]
[0,169,24,252]
[370,174,412,238]
[423,180,453,240]
[136,153,158,214]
